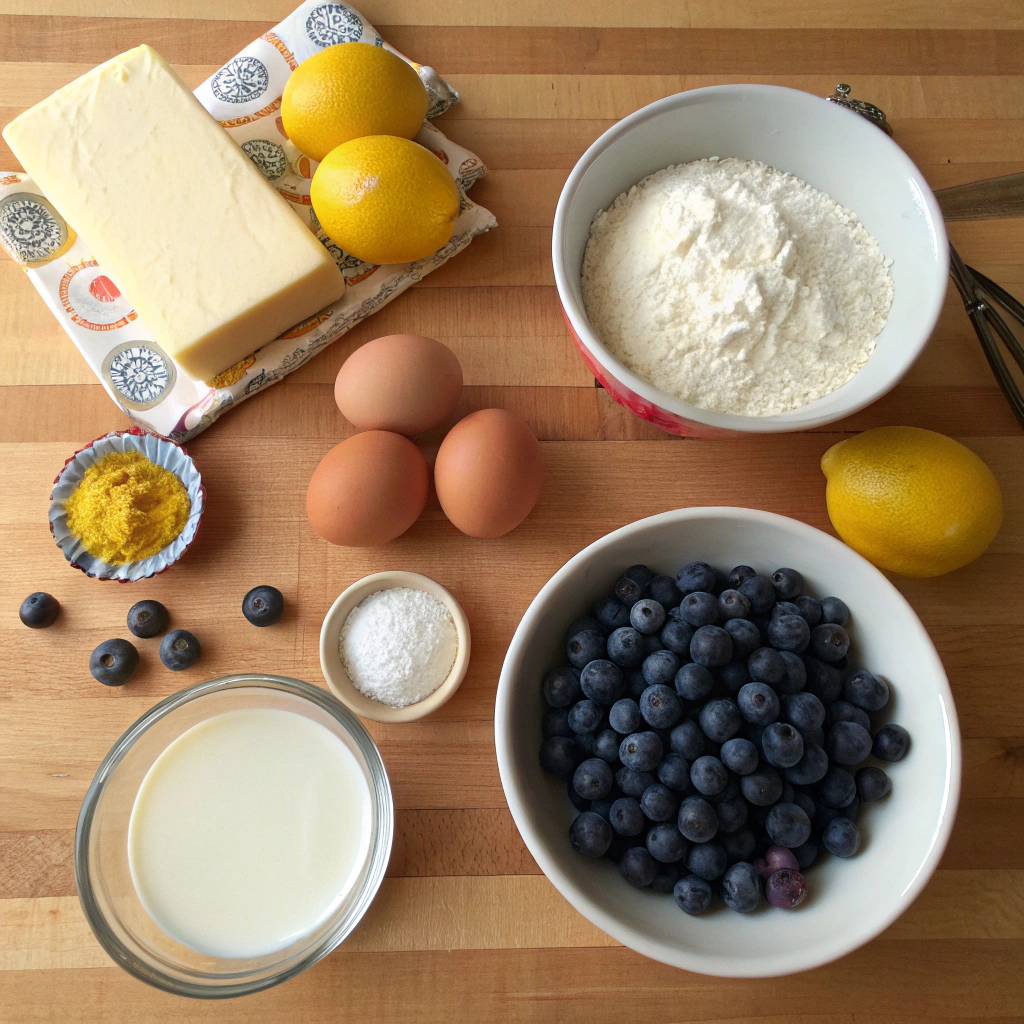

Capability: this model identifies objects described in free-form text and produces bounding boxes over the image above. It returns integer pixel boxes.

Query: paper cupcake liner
[49,427,205,582]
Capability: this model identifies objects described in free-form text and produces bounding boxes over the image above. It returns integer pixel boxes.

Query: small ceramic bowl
[49,428,205,582]
[319,571,471,723]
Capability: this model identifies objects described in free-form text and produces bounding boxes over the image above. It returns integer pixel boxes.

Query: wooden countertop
[1,2,1022,1021]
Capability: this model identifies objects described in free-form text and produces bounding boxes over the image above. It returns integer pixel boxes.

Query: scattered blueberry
[826,721,873,765]
[676,561,716,595]
[677,796,719,843]
[609,796,645,836]
[771,567,804,600]
[649,575,681,609]
[640,683,683,729]
[669,720,705,760]
[765,802,812,848]
[675,663,715,702]
[660,618,694,656]
[782,744,830,786]
[159,629,200,671]
[619,731,663,771]
[630,598,667,635]
[89,638,139,686]
[775,651,807,695]
[724,618,761,660]
[624,564,655,587]
[717,589,752,620]
[792,790,816,820]
[657,752,693,793]
[19,592,60,629]
[757,845,800,878]
[793,838,819,869]
[625,668,648,700]
[820,596,850,626]
[642,650,680,688]
[718,661,750,695]
[748,647,786,685]
[620,845,658,887]
[722,828,757,862]
[594,597,631,633]
[127,599,168,639]
[609,698,643,734]
[690,625,732,667]
[699,698,742,743]
[539,736,579,778]
[794,595,822,626]
[574,732,597,758]
[822,816,861,858]
[592,729,621,763]
[651,864,681,893]
[580,660,625,704]
[856,765,892,802]
[771,600,801,621]
[573,758,614,800]
[606,627,645,668]
[641,783,679,821]
[720,861,761,913]
[782,691,826,734]
[567,614,602,640]
[567,629,606,669]
[570,811,612,857]
[810,623,850,663]
[242,585,284,627]
[738,575,776,615]
[761,722,805,768]
[827,700,871,731]
[873,723,910,762]
[842,669,889,712]
[685,841,728,881]
[615,767,656,799]
[767,614,811,653]
[721,737,759,775]
[728,565,757,588]
[816,766,857,808]
[740,764,784,806]
[674,874,713,915]
[737,682,781,726]
[543,666,582,707]
[690,755,728,797]
[766,868,807,909]
[715,796,748,833]
[802,656,844,704]
[647,823,687,863]
[543,706,573,739]
[568,699,604,734]
[614,575,644,608]
[678,591,719,627]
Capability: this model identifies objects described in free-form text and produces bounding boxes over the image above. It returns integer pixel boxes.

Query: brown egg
[434,409,543,538]
[306,431,429,546]
[334,334,463,436]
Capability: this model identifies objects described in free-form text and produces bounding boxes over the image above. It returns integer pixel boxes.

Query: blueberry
[590,798,613,820]
[674,874,713,915]
[770,567,804,600]
[802,656,843,704]
[722,828,757,862]
[873,723,910,762]
[669,719,706,760]
[792,790,816,820]
[159,629,200,671]
[574,732,597,758]
[782,691,826,734]
[592,729,621,763]
[651,864,682,893]
[648,575,682,609]
[19,592,60,629]
[654,752,690,793]
[242,585,284,627]
[779,781,796,805]
[676,561,716,595]
[540,736,579,778]
[715,796,748,833]
[759,844,800,876]
[810,623,850,663]
[738,575,776,615]
[771,600,802,621]
[594,597,631,633]
[625,668,648,700]
[822,816,861,858]
[677,795,719,843]
[761,722,805,768]
[720,737,759,775]
[737,682,780,726]
[642,650,680,688]
[580,660,625,704]
[685,841,728,881]
[543,706,573,739]
[782,744,830,786]
[641,634,664,657]
[606,627,645,668]
[717,589,752,620]
[89,638,139,686]
[840,796,860,821]
[766,868,807,909]
[567,614,602,640]
[775,651,807,695]
[641,683,684,728]
[660,618,694,657]
[567,779,590,811]
[765,803,812,848]
[543,666,582,708]
[690,625,732,668]
[817,766,857,808]
[842,669,889,712]
[126,599,168,639]
[609,698,643,734]
[620,845,658,887]
[641,783,679,822]
[624,564,655,587]
[748,647,785,685]
[767,614,810,654]
[820,596,850,626]
[724,618,761,661]
[826,721,873,765]
[815,803,843,830]
[793,838,819,869]
[567,629,607,669]
[794,595,822,627]
[573,758,613,800]
[827,700,871,731]
[699,698,742,743]
[856,765,892,802]
[568,699,603,734]
[615,767,656,799]
[688,755,727,797]
[675,662,715,701]
[630,598,667,636]
[609,796,645,836]
[618,731,663,771]
[720,861,761,913]
[740,764,783,806]
[678,591,718,628]
[570,811,612,857]
[614,575,645,608]
[718,662,750,695]
[728,565,757,588]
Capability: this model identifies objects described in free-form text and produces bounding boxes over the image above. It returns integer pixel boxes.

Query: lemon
[821,426,1003,577]
[281,43,428,162]
[310,135,460,265]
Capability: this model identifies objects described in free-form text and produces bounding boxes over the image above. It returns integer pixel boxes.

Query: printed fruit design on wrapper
[281,42,428,162]
[310,135,460,266]
[821,426,1003,577]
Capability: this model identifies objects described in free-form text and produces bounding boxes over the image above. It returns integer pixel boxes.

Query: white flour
[580,157,894,416]
[339,587,458,708]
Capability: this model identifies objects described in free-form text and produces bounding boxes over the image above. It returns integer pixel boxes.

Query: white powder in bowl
[339,587,458,708]
[580,157,895,416]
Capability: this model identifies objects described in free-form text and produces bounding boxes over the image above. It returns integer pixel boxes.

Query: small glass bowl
[74,674,393,998]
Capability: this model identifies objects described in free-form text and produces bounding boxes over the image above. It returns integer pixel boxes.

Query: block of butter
[3,44,345,382]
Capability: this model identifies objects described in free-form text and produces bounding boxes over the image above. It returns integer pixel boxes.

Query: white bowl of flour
[553,85,948,434]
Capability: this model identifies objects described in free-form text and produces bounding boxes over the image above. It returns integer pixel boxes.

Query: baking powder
[580,157,894,416]
[339,587,458,708]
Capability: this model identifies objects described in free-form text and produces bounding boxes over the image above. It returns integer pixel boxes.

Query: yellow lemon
[310,135,460,266]
[281,43,428,162]
[821,426,1003,577]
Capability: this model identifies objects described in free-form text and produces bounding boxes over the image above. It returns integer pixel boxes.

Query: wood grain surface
[1,1,1023,1020]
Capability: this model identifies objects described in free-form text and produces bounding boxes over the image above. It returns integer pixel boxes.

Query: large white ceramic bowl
[552,86,949,435]
[495,508,960,976]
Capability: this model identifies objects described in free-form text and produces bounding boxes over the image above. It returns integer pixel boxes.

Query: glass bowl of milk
[75,674,393,997]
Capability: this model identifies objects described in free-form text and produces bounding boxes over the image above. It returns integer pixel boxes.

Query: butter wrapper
[0,1,496,441]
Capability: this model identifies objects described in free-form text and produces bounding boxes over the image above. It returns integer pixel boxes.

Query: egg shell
[434,408,543,538]
[306,431,429,546]
[334,334,463,436]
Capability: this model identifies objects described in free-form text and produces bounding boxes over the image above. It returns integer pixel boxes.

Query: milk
[128,706,372,959]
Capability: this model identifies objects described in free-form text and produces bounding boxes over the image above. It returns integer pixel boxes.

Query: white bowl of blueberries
[495,507,960,977]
